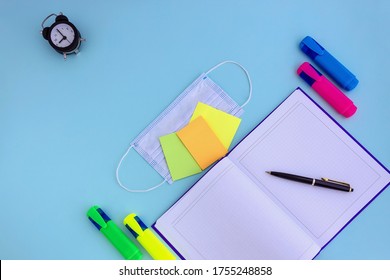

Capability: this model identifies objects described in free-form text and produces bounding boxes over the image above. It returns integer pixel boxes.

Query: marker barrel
[300,36,359,91]
[297,62,357,118]
[101,220,142,260]
[124,214,176,260]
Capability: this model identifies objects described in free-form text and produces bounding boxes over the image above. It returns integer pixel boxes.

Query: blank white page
[229,89,390,245]
[155,157,320,260]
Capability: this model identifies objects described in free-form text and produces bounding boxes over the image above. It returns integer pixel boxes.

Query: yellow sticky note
[177,116,227,170]
[190,102,241,150]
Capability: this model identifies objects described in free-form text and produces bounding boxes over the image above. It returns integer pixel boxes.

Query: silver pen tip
[265,171,271,174]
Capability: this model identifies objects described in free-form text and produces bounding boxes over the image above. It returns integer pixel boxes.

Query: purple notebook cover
[152,87,390,260]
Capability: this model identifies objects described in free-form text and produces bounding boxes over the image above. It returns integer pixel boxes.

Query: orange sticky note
[190,102,241,150]
[177,116,227,170]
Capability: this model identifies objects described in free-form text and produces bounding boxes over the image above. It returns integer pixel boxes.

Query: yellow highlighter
[123,214,176,260]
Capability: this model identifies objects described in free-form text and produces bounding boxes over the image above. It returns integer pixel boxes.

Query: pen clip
[321,177,350,187]
[87,206,111,230]
[124,214,148,238]
[297,62,323,86]
[300,36,325,57]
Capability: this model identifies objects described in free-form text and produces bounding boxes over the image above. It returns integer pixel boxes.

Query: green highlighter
[87,206,142,260]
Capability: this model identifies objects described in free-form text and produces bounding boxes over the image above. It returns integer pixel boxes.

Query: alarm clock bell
[41,12,85,59]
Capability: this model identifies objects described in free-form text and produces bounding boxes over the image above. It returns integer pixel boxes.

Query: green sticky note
[160,133,202,181]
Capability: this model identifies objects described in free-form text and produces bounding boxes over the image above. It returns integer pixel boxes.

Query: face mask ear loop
[116,144,167,193]
[205,60,253,109]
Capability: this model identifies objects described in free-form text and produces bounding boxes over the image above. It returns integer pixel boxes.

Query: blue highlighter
[300,36,359,91]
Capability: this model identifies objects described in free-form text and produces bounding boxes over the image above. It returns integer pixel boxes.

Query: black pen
[266,171,353,192]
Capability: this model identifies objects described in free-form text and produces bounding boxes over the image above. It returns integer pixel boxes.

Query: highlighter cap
[87,206,142,260]
[300,36,324,60]
[300,36,359,91]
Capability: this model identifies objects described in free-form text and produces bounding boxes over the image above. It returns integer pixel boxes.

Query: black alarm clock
[41,12,85,59]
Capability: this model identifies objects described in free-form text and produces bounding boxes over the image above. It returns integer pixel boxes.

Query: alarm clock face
[50,23,75,48]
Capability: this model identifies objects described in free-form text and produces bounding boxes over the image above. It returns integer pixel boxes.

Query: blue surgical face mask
[116,61,253,192]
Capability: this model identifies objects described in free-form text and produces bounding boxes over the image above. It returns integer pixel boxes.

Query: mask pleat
[122,63,249,189]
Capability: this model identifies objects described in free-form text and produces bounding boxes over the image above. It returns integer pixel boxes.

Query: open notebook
[153,88,390,260]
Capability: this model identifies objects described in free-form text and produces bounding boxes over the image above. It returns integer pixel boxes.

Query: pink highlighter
[297,62,357,117]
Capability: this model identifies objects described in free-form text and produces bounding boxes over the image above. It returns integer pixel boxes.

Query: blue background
[0,0,389,260]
